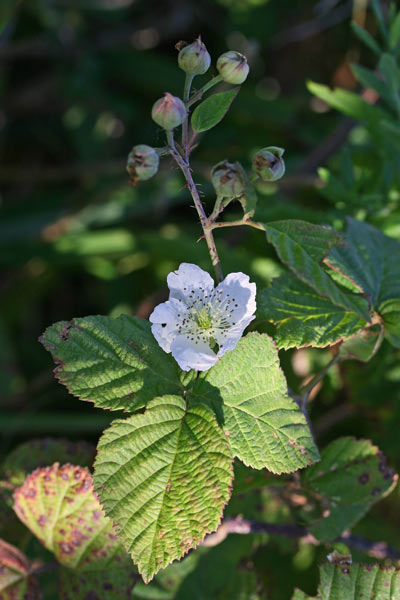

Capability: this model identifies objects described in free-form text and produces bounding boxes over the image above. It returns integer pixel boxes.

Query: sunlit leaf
[94,395,233,582]
[40,315,183,412]
[192,333,319,472]
[259,273,366,349]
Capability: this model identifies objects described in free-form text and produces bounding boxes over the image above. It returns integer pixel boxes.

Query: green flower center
[196,307,212,330]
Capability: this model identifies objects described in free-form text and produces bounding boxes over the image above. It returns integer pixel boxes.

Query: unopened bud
[211,160,245,197]
[127,144,159,185]
[216,51,249,85]
[252,146,285,182]
[151,93,187,130]
[178,37,211,76]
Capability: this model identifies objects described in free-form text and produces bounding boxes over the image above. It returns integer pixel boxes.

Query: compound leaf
[40,315,183,412]
[302,437,397,541]
[94,395,233,583]
[259,273,366,349]
[192,333,319,473]
[264,220,370,321]
[325,218,400,346]
[325,218,400,311]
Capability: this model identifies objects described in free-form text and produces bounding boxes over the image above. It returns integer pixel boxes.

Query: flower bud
[178,37,211,75]
[252,146,285,182]
[211,160,245,197]
[126,144,159,185]
[216,51,249,85]
[151,93,187,130]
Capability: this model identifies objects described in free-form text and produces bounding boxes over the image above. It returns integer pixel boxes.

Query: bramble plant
[2,2,400,598]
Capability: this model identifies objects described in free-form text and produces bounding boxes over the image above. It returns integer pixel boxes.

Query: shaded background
[1,0,400,598]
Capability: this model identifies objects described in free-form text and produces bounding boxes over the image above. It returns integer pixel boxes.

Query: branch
[202,516,400,561]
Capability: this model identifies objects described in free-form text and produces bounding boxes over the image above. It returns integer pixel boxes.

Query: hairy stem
[182,73,194,161]
[186,74,223,108]
[166,130,223,281]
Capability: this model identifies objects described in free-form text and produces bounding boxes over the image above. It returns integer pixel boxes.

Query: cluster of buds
[252,147,285,182]
[128,37,284,194]
[150,39,250,135]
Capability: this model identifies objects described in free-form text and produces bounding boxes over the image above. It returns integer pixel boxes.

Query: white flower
[149,263,256,372]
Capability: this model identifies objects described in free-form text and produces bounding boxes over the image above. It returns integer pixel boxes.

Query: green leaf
[339,323,384,362]
[13,464,137,598]
[292,563,400,600]
[1,438,95,490]
[350,21,382,55]
[93,395,233,583]
[302,437,397,541]
[40,315,183,412]
[191,89,239,132]
[351,64,397,110]
[191,333,319,472]
[217,570,261,599]
[371,0,388,38]
[307,81,389,127]
[174,535,256,600]
[0,539,41,600]
[292,591,311,600]
[379,53,400,94]
[264,220,370,320]
[259,273,366,349]
[325,218,400,314]
[59,564,138,600]
[379,299,400,347]
[389,11,400,49]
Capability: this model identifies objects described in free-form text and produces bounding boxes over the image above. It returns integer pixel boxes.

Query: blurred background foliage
[1,0,400,598]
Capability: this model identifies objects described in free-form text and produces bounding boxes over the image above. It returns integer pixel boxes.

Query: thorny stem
[182,73,194,162]
[186,74,223,108]
[203,516,400,561]
[166,130,223,282]
[211,217,266,231]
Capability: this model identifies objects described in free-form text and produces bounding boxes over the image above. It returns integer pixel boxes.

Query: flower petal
[215,315,255,357]
[171,334,218,372]
[149,300,181,353]
[213,272,256,324]
[167,263,214,303]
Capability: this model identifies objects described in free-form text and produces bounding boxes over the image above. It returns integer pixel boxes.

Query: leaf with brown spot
[0,539,41,600]
[302,437,398,541]
[13,464,138,598]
